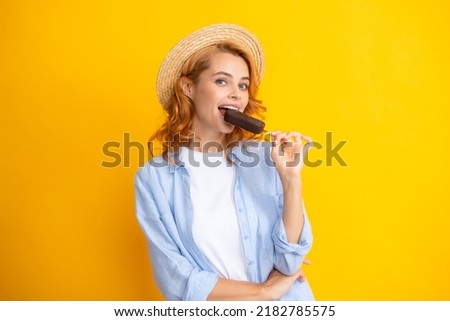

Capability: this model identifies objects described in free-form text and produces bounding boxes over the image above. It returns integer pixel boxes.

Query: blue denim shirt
[135,141,314,300]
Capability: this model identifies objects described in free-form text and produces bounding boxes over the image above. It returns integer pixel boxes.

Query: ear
[179,77,193,98]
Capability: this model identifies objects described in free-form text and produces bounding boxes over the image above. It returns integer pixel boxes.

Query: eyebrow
[212,71,250,81]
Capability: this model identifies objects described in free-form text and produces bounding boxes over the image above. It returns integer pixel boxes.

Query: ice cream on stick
[223,109,265,134]
[224,109,313,146]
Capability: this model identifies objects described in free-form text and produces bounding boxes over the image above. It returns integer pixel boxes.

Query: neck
[189,138,226,153]
[189,123,227,152]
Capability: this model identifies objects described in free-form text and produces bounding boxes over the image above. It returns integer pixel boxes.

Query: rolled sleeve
[183,269,218,301]
[272,202,313,275]
[135,165,218,300]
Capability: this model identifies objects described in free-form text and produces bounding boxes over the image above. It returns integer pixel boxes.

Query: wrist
[280,175,302,189]
[260,283,275,301]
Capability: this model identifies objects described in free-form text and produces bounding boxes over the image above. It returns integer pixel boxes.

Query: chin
[220,125,235,135]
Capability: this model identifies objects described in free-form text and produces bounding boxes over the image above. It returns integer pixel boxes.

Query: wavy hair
[148,41,266,161]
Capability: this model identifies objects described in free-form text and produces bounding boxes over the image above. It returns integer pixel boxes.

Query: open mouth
[218,105,239,116]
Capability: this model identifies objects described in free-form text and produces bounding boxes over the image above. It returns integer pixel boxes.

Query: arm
[208,279,266,300]
[135,166,217,300]
[208,268,307,301]
[281,177,304,244]
[270,131,313,275]
[136,164,305,300]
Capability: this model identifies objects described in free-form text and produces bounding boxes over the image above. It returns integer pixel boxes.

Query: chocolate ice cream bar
[224,109,265,134]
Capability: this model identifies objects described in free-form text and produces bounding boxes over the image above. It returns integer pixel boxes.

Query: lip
[218,104,241,111]
[218,105,241,119]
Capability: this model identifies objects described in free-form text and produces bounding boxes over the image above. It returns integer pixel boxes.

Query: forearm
[281,177,304,244]
[207,278,269,301]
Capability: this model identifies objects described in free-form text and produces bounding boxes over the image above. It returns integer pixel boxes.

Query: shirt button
[238,208,243,212]
[248,261,254,266]
[244,235,249,240]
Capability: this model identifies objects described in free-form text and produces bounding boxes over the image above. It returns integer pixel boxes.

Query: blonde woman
[135,24,314,300]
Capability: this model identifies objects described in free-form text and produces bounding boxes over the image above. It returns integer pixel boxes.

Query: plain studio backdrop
[1,0,449,300]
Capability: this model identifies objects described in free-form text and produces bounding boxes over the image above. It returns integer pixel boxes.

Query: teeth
[219,105,239,111]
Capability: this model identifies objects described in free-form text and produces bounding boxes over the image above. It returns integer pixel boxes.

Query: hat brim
[156,23,265,112]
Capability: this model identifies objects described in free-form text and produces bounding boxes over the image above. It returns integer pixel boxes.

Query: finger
[271,132,290,148]
[289,132,313,144]
[271,132,288,144]
[280,133,297,152]
[301,134,313,143]
[271,131,291,140]
[273,132,313,146]
[303,258,312,265]
[284,132,302,151]
[296,269,306,282]
[269,130,281,140]
[280,132,293,142]
[290,132,302,143]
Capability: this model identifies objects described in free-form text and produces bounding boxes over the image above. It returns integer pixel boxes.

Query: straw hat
[156,23,265,112]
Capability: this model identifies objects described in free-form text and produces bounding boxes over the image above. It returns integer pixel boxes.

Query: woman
[135,24,314,300]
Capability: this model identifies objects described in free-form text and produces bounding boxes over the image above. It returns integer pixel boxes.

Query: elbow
[274,238,313,276]
[274,254,305,276]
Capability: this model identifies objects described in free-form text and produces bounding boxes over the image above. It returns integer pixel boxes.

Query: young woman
[135,24,314,300]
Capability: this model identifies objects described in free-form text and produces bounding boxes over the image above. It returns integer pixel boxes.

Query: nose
[228,87,241,100]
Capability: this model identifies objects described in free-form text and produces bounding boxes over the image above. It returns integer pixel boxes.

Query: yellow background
[1,0,449,300]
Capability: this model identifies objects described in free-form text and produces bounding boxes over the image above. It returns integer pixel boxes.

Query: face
[183,52,250,144]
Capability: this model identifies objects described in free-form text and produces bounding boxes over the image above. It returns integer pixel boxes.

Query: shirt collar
[166,140,266,172]
[231,140,267,165]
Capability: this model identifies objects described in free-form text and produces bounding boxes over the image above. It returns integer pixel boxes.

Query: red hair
[149,41,266,160]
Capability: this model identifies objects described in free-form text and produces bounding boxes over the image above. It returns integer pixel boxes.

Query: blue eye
[215,79,227,86]
[239,83,249,90]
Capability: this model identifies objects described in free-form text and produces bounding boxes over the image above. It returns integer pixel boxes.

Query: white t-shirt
[180,147,248,281]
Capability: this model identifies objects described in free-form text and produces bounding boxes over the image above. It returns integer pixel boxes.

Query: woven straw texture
[156,23,265,112]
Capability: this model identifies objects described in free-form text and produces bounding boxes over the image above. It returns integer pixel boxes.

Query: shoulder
[135,154,174,186]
